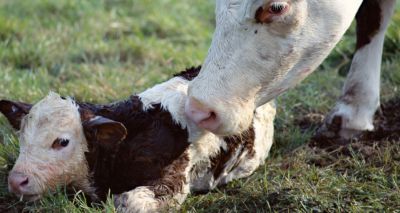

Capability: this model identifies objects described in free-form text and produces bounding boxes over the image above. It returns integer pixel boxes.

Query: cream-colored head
[1,92,90,201]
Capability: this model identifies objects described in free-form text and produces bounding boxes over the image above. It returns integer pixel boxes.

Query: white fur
[138,76,209,143]
[10,92,92,200]
[187,0,371,135]
[130,78,277,211]
[121,75,276,210]
[139,77,190,129]
[220,101,276,184]
[115,187,159,213]
[326,0,396,138]
[8,77,276,212]
[190,101,276,189]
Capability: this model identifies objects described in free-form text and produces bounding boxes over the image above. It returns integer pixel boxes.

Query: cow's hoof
[310,101,377,149]
[310,111,373,149]
[310,115,352,149]
[114,187,159,213]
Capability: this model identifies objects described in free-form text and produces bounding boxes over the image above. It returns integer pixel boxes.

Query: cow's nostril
[8,172,30,194]
[204,111,216,123]
[185,98,213,122]
[20,177,29,186]
[209,112,216,120]
[185,98,221,132]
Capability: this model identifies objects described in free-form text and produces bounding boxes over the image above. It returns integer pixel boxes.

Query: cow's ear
[0,100,32,130]
[82,116,127,149]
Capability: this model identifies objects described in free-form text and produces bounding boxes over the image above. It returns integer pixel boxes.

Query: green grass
[0,0,399,212]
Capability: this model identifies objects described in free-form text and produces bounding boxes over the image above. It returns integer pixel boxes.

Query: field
[0,0,399,212]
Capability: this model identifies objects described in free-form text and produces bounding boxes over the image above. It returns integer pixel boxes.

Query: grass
[0,0,399,212]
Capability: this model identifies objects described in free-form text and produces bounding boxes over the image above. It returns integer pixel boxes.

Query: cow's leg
[317,0,396,140]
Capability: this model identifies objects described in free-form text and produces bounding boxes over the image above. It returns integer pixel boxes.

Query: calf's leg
[114,187,159,213]
[317,0,396,140]
[114,152,191,213]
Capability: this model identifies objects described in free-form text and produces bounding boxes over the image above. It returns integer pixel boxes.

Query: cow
[0,67,276,213]
[184,0,397,141]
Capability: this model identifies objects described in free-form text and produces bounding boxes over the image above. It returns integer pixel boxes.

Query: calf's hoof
[114,187,159,213]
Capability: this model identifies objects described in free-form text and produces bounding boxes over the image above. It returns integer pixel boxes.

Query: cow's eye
[269,2,288,14]
[52,138,70,150]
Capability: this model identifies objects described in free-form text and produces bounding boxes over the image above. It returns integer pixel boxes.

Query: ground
[0,0,399,212]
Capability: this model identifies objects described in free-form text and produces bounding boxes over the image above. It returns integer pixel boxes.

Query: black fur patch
[173,66,201,81]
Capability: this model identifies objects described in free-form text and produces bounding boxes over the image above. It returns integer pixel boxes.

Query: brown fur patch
[340,82,361,105]
[356,0,382,50]
[147,151,190,198]
[211,127,256,179]
[79,107,96,122]
[79,98,190,201]
[0,100,32,130]
[255,6,273,24]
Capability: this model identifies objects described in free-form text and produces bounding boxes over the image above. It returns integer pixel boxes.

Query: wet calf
[0,68,276,212]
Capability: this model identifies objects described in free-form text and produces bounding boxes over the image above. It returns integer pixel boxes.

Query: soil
[305,98,400,167]
[0,195,24,213]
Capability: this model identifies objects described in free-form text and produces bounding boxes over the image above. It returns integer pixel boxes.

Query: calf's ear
[0,100,32,130]
[82,116,127,149]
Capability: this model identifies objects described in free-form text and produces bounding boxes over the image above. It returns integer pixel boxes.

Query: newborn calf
[0,67,276,212]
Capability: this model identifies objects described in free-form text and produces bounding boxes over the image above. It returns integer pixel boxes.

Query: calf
[0,67,276,212]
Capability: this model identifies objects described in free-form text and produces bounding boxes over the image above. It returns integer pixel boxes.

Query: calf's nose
[185,97,221,132]
[8,172,29,194]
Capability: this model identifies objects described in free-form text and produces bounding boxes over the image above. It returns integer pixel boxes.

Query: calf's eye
[52,138,70,150]
[269,2,288,14]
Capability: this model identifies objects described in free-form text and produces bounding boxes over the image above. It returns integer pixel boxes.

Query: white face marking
[187,0,363,135]
[9,92,89,199]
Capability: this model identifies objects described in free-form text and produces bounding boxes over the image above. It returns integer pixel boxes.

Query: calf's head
[0,93,127,201]
[186,0,362,135]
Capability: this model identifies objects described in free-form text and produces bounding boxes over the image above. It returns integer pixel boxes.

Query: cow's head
[185,0,361,135]
[0,93,127,201]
